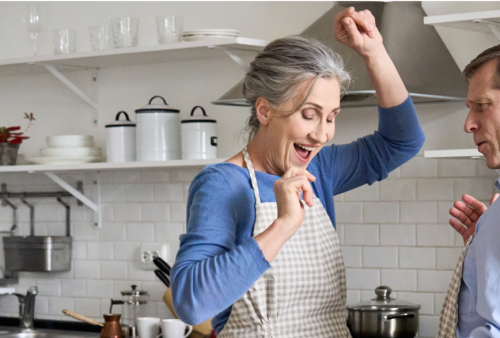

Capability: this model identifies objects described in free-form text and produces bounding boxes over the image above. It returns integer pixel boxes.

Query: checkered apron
[218,148,351,338]
[436,234,475,338]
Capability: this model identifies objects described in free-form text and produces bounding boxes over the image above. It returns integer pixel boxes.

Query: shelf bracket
[473,19,500,41]
[44,172,101,228]
[210,47,250,71]
[488,24,500,41]
[41,64,100,124]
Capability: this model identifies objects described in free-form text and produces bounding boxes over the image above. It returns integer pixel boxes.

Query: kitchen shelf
[424,149,483,159]
[0,37,268,77]
[424,10,500,33]
[0,158,228,173]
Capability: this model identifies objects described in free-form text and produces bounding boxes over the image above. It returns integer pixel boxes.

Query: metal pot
[347,286,420,338]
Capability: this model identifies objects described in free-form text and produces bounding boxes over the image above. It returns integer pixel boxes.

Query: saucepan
[347,286,420,338]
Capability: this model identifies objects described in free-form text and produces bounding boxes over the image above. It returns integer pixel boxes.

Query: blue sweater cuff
[247,237,271,273]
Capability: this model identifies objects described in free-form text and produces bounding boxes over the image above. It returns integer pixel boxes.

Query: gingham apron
[218,147,351,338]
[437,233,475,338]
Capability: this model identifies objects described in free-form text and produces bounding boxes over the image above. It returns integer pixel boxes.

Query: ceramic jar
[181,106,217,160]
[105,111,136,162]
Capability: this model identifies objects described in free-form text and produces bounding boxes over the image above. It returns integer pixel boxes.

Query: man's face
[464,59,500,169]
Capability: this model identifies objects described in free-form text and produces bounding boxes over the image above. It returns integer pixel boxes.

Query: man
[443,44,500,338]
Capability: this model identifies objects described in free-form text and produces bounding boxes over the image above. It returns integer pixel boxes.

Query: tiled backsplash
[0,156,497,337]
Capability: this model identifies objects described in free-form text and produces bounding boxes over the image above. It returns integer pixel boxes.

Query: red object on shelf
[210,330,216,338]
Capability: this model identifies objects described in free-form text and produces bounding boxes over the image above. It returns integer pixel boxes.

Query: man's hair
[463,44,500,88]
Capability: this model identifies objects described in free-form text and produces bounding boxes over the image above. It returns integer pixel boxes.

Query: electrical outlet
[140,243,169,270]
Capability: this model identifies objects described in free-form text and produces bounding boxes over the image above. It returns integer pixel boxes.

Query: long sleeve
[170,168,270,326]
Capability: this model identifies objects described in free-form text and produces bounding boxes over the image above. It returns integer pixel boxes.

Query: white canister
[181,106,217,160]
[135,96,180,161]
[105,111,136,162]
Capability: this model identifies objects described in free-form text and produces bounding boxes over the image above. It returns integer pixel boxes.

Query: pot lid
[346,286,421,312]
[120,285,149,297]
[181,106,216,124]
[135,96,180,114]
[105,111,136,128]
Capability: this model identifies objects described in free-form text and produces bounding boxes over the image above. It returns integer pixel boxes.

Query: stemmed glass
[22,4,44,56]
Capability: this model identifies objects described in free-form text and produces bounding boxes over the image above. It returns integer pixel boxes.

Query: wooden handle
[62,309,104,327]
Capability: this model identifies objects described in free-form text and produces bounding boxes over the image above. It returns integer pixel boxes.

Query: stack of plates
[182,29,239,42]
[27,135,104,165]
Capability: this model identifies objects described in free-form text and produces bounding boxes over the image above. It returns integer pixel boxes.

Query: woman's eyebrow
[303,102,341,113]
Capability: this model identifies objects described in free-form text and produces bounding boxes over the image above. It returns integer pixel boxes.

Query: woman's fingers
[340,17,365,47]
[348,10,375,37]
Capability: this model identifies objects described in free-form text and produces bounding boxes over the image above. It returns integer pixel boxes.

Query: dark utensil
[155,269,170,288]
[153,257,171,276]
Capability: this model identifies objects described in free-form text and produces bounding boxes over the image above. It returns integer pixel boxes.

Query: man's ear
[255,97,271,126]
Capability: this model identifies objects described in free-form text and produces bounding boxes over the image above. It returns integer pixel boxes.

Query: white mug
[137,317,161,338]
[157,319,193,338]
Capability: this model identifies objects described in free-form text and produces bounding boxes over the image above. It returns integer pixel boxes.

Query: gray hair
[243,35,351,140]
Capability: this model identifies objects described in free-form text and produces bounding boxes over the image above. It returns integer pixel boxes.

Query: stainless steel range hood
[212,1,467,108]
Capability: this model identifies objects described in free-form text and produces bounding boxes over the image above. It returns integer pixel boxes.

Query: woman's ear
[255,97,271,126]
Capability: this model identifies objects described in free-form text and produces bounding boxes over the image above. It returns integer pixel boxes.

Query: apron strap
[242,147,261,204]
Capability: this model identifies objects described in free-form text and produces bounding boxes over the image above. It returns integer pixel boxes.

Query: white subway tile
[346,290,361,305]
[381,269,417,291]
[437,201,455,224]
[380,224,416,246]
[434,293,446,315]
[128,262,156,281]
[98,171,114,184]
[99,223,126,241]
[363,247,398,268]
[477,160,498,177]
[439,159,476,177]
[418,270,453,292]
[74,298,101,317]
[170,203,187,222]
[126,223,154,242]
[16,277,37,293]
[35,204,63,222]
[87,280,113,298]
[154,183,184,202]
[113,170,142,184]
[454,178,496,201]
[101,184,126,203]
[114,242,140,261]
[183,183,190,201]
[417,179,454,201]
[74,261,100,279]
[72,241,87,260]
[48,297,74,315]
[437,248,463,269]
[36,279,61,296]
[335,202,363,224]
[87,242,114,260]
[401,202,437,223]
[455,232,465,247]
[47,222,67,236]
[417,224,455,247]
[101,261,128,280]
[418,315,439,338]
[142,203,170,222]
[72,222,99,240]
[340,246,362,268]
[344,224,379,246]
[401,157,438,178]
[142,281,169,300]
[141,169,170,183]
[363,202,399,224]
[361,290,379,300]
[125,184,154,202]
[0,296,18,314]
[101,204,114,222]
[156,302,175,319]
[344,182,379,201]
[388,167,401,179]
[333,193,344,202]
[113,203,141,222]
[399,247,436,269]
[397,292,434,315]
[155,223,184,243]
[35,296,49,315]
[345,268,380,290]
[335,224,344,245]
[380,179,416,201]
[170,168,203,182]
[61,279,86,297]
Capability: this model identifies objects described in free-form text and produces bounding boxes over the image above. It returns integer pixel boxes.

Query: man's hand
[449,193,499,245]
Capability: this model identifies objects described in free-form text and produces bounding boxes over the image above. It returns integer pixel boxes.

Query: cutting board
[163,288,214,338]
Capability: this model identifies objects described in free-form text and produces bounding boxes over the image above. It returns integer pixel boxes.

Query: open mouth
[294,144,313,163]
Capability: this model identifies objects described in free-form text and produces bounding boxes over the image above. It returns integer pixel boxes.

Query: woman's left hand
[334,7,383,58]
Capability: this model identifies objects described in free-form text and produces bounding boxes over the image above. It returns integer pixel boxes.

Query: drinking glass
[52,29,76,54]
[111,17,139,48]
[89,25,111,50]
[22,3,44,56]
[156,16,183,44]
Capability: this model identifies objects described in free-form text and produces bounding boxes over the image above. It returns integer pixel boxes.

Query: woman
[171,7,425,338]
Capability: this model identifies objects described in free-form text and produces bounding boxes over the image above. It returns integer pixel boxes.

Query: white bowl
[41,147,102,158]
[46,135,94,148]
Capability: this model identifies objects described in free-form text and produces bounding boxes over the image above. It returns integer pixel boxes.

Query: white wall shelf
[424,149,483,159]
[424,10,500,37]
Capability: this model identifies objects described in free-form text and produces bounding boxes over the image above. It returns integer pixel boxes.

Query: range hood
[212,1,468,107]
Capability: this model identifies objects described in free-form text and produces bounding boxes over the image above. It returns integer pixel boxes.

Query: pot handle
[115,111,131,121]
[384,313,415,320]
[190,106,207,117]
[148,96,168,105]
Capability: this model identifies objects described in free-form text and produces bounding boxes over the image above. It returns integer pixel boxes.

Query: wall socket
[140,243,169,270]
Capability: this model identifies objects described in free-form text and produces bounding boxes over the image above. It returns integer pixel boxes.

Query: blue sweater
[171,96,425,334]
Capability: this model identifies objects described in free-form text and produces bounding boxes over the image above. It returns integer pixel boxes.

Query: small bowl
[41,147,102,158]
[46,135,94,148]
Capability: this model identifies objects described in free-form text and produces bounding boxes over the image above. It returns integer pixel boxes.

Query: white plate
[46,135,94,148]
[183,36,237,42]
[183,29,239,35]
[182,33,238,37]
[40,147,103,158]
[26,157,103,165]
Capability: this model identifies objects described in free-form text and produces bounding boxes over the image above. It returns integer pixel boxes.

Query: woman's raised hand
[334,7,383,58]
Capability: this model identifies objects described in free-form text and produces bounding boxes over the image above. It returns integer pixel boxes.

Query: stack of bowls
[27,135,103,165]
[182,29,239,42]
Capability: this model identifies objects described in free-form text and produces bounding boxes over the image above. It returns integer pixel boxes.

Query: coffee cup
[157,319,193,338]
[137,317,161,338]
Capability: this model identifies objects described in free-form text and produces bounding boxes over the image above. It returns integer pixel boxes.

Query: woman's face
[264,77,341,173]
